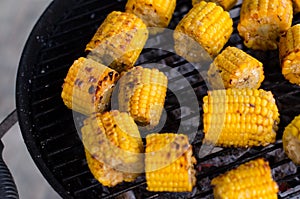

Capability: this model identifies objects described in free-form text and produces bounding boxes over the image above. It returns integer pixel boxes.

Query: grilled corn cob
[174,1,233,60]
[82,110,144,184]
[237,0,293,51]
[208,46,264,89]
[145,133,197,192]
[192,0,237,10]
[203,88,280,147]
[211,158,279,198]
[125,0,176,29]
[283,114,300,165]
[61,57,119,115]
[118,66,168,127]
[279,24,300,86]
[293,0,300,13]
[86,11,148,73]
[85,149,140,187]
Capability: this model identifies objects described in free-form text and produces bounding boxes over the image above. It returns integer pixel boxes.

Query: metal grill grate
[16,0,300,198]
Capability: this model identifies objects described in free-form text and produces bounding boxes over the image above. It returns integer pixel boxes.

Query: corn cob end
[283,114,300,165]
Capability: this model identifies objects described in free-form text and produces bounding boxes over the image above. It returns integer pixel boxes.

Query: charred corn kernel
[238,0,293,51]
[174,1,233,60]
[125,0,176,29]
[203,88,279,148]
[283,114,300,165]
[82,110,144,181]
[192,0,237,10]
[212,158,279,198]
[293,0,300,13]
[279,24,300,86]
[86,11,148,73]
[85,149,139,187]
[61,57,119,115]
[145,133,197,192]
[208,46,264,89]
[118,66,168,127]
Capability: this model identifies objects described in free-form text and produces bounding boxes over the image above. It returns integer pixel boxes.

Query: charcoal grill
[0,0,299,198]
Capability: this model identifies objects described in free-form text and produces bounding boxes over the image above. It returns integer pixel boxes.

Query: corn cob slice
[85,149,139,187]
[293,0,300,13]
[192,0,237,11]
[283,114,300,165]
[145,133,197,192]
[279,24,300,86]
[61,57,119,115]
[211,158,279,198]
[118,66,168,127]
[203,88,280,148]
[237,0,293,51]
[174,1,233,60]
[81,110,144,185]
[86,11,148,73]
[208,46,264,89]
[125,0,176,29]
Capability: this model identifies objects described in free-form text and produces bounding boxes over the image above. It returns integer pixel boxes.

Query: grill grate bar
[197,142,282,179]
[62,170,90,183]
[102,181,146,199]
[38,50,80,66]
[57,2,120,26]
[39,36,87,53]
[48,19,103,40]
[73,183,101,196]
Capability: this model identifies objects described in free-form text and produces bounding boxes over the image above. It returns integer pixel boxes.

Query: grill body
[16,0,300,198]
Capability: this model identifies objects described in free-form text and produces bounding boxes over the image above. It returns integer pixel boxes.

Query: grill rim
[16,0,76,198]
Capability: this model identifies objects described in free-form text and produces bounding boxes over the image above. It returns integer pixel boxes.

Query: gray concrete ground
[0,0,61,198]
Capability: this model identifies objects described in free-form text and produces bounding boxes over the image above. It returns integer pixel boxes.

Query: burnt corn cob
[145,133,197,192]
[212,158,279,198]
[86,11,148,73]
[203,88,280,147]
[174,1,233,60]
[125,0,176,29]
[293,0,300,13]
[118,66,168,127]
[82,110,144,186]
[61,57,119,115]
[283,114,300,165]
[279,24,300,86]
[208,46,264,89]
[192,0,237,11]
[238,0,293,51]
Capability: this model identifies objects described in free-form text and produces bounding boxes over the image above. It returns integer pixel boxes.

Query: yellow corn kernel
[125,0,176,29]
[118,66,168,127]
[192,0,237,10]
[145,133,197,192]
[283,114,300,165]
[86,11,148,73]
[238,0,293,51]
[293,0,300,13]
[61,57,119,115]
[81,110,144,186]
[279,24,300,86]
[208,46,264,89]
[174,1,233,60]
[212,158,279,198]
[203,88,280,148]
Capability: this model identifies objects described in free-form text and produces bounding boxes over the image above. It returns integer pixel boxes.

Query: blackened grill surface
[16,0,300,198]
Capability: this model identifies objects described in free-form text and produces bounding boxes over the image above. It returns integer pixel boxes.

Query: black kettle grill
[0,0,300,198]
